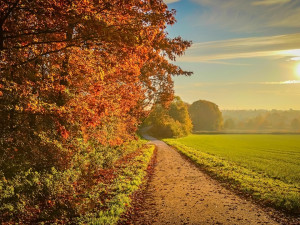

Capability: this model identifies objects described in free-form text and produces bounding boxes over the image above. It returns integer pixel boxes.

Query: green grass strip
[77,143,155,225]
[164,139,300,214]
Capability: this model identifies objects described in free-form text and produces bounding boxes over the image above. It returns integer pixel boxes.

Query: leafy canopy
[146,96,192,138]
[189,100,223,131]
[0,0,192,169]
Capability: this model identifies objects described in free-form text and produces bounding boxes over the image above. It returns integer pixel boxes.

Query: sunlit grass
[76,141,155,224]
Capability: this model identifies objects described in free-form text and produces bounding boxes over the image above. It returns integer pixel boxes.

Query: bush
[0,139,154,224]
[145,96,192,138]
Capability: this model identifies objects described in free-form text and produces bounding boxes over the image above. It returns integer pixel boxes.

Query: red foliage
[0,0,192,169]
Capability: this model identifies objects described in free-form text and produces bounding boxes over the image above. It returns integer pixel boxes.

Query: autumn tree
[0,0,192,223]
[189,100,223,131]
[146,96,192,138]
[0,0,192,165]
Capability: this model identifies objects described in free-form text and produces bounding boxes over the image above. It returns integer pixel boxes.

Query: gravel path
[126,134,279,225]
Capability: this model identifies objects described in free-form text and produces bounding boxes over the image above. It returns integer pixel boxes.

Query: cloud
[252,0,291,6]
[280,49,300,60]
[281,80,300,84]
[177,33,300,62]
[192,80,300,87]
[164,0,180,4]
[261,80,300,84]
[290,57,300,61]
[191,0,300,31]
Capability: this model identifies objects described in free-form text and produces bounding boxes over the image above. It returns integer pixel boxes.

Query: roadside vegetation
[0,140,155,224]
[80,143,155,225]
[164,134,300,214]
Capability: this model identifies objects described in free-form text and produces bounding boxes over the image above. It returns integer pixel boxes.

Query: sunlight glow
[281,80,300,84]
[296,63,300,78]
[278,49,300,60]
[291,57,300,61]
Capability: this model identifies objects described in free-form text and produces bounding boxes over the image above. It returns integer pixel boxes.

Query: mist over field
[222,109,300,132]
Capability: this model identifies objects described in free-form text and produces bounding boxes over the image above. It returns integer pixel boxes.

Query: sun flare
[296,63,300,78]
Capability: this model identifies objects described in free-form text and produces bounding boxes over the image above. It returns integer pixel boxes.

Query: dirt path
[124,134,280,225]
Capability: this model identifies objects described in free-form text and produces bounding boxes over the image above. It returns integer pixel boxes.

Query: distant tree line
[146,99,300,136]
[223,110,300,131]
[145,98,223,137]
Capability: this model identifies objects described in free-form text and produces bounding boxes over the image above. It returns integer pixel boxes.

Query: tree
[0,1,192,222]
[146,96,192,138]
[188,100,223,131]
[0,0,192,169]
[224,118,236,130]
[291,118,300,131]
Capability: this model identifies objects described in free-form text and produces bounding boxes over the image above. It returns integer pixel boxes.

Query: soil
[119,134,299,225]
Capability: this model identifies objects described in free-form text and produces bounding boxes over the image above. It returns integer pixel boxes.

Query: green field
[164,134,300,213]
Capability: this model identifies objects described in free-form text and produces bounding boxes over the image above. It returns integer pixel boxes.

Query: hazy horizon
[183,98,300,111]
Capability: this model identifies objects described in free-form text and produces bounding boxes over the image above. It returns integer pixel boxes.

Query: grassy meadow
[164,134,300,213]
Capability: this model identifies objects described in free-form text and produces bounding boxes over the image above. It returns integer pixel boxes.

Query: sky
[165,0,300,110]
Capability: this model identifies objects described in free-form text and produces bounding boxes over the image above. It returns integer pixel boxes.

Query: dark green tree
[189,100,223,131]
